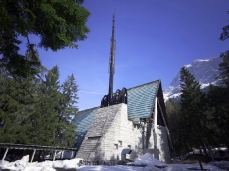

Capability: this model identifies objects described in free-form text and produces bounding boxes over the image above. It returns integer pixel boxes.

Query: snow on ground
[0,156,83,171]
[0,155,30,171]
[78,165,144,171]
[1,153,229,171]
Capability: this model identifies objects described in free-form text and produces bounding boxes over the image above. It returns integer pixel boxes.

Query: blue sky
[28,0,229,110]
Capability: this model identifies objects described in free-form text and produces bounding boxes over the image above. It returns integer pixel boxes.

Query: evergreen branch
[26,35,46,83]
[0,58,33,98]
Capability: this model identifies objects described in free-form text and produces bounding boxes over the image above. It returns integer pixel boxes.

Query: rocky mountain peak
[163,57,222,101]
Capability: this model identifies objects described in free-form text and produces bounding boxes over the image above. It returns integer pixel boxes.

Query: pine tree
[218,51,229,87]
[30,67,79,147]
[57,74,78,147]
[0,64,79,147]
[0,68,35,143]
[207,85,229,149]
[31,66,61,146]
[213,10,229,150]
[219,11,229,41]
[166,99,182,156]
[0,0,90,78]
[0,70,20,143]
[179,67,207,151]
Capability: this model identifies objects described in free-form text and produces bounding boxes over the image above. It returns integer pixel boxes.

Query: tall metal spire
[100,12,127,108]
[108,13,116,104]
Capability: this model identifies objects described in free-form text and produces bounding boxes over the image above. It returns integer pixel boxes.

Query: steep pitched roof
[127,80,160,120]
[72,107,98,148]
[73,80,166,148]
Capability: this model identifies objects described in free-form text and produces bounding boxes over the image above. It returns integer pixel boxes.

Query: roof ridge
[127,79,160,90]
[78,106,99,113]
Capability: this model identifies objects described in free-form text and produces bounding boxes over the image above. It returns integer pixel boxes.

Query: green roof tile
[73,80,160,148]
[127,80,159,120]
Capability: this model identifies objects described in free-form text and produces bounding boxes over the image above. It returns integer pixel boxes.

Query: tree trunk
[206,142,214,162]
[199,144,202,155]
[201,142,208,157]
[223,131,229,150]
[219,127,229,150]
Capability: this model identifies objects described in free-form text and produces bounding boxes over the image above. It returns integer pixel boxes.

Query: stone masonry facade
[76,103,170,163]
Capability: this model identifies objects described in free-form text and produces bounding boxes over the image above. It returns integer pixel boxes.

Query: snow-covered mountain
[163,57,222,101]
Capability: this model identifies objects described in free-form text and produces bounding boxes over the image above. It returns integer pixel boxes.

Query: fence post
[2,148,9,160]
[53,150,57,161]
[31,149,36,163]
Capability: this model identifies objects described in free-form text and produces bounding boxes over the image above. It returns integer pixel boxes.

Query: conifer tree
[166,99,182,156]
[217,50,229,149]
[207,85,229,149]
[0,64,79,147]
[0,68,35,143]
[0,70,20,143]
[218,51,229,87]
[31,66,61,146]
[211,14,229,149]
[0,0,90,78]
[179,67,207,151]
[57,74,79,147]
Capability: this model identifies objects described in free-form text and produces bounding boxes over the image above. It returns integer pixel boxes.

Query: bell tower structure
[108,13,116,104]
[101,14,127,108]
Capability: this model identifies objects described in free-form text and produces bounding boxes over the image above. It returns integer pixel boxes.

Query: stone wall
[147,125,171,163]
[76,103,171,163]
[76,105,120,160]
[98,103,142,161]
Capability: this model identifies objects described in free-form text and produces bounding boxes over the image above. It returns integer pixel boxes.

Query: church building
[72,14,171,163]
